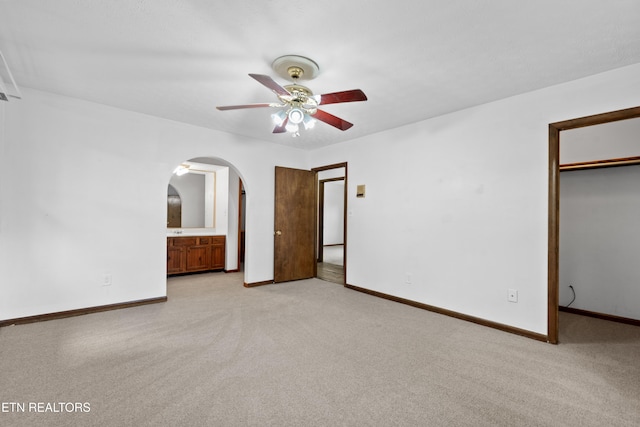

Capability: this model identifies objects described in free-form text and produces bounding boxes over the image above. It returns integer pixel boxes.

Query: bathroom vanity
[167,235,225,275]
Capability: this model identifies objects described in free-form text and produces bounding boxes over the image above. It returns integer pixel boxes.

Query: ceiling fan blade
[216,103,281,111]
[313,109,354,131]
[318,89,367,105]
[248,74,291,97]
[273,117,289,133]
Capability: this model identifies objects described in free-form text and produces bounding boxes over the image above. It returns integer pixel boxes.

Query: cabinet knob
[274,230,282,236]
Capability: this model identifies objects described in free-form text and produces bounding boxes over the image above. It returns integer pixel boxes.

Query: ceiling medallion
[271,55,320,82]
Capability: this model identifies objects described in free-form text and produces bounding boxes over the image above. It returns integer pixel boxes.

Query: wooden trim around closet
[548,124,560,344]
[548,105,640,344]
[560,306,640,327]
[560,156,640,171]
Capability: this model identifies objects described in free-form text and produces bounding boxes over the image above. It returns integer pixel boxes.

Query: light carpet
[1,272,639,426]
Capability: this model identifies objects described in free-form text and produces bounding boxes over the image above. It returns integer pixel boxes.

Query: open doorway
[548,106,640,343]
[238,179,245,271]
[165,157,247,284]
[313,163,347,285]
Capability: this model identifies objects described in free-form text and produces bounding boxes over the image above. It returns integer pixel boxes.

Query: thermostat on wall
[356,185,366,198]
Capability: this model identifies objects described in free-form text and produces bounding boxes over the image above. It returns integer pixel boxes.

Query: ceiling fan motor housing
[280,84,318,115]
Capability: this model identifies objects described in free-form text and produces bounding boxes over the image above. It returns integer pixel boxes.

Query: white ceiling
[1,0,639,149]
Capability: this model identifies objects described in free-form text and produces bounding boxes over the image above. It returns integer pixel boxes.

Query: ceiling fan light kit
[288,108,305,124]
[173,164,191,176]
[216,55,367,137]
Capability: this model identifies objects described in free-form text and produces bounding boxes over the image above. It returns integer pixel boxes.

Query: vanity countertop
[166,228,223,237]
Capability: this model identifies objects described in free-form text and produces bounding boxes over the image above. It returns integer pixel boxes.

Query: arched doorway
[165,156,247,284]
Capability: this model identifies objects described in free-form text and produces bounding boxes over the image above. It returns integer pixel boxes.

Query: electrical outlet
[405,273,412,284]
[508,289,518,303]
[103,273,112,287]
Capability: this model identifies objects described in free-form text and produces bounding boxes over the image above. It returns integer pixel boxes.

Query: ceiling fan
[216,55,367,135]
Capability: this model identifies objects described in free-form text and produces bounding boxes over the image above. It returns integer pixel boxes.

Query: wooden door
[274,166,316,282]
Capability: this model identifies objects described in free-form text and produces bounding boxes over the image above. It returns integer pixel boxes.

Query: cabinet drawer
[198,237,210,245]
[172,237,197,247]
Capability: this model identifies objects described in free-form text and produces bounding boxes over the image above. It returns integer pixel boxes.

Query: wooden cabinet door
[167,245,185,274]
[211,239,225,270]
[167,236,225,275]
[186,245,210,272]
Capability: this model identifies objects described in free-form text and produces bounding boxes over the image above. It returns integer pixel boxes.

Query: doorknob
[275,230,282,236]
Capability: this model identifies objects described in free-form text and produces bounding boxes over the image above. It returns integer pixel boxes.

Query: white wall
[0,101,5,236]
[323,181,344,245]
[561,118,640,164]
[226,168,240,271]
[214,166,229,233]
[204,171,215,228]
[3,63,640,337]
[559,166,640,320]
[0,87,306,321]
[307,63,640,335]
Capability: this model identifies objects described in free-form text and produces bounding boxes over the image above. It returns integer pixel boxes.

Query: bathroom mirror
[167,167,215,228]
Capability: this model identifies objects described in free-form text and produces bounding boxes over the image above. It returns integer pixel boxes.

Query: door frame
[312,162,348,285]
[237,178,245,269]
[547,106,640,344]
